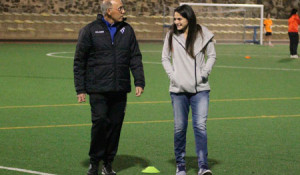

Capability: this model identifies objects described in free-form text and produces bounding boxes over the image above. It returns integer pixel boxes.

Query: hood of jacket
[172,25,214,57]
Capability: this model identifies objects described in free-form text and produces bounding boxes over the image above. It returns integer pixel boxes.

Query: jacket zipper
[103,25,117,91]
[112,42,117,91]
[112,24,123,91]
[194,58,198,93]
[99,19,125,91]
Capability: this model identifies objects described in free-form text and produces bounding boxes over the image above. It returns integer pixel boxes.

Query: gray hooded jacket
[162,25,216,93]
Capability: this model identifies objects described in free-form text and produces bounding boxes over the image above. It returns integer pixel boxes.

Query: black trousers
[288,32,299,55]
[88,92,127,165]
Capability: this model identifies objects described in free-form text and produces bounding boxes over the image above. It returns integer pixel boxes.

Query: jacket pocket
[170,72,180,87]
[196,64,204,85]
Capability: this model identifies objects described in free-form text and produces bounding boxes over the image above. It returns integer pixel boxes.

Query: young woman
[161,5,216,175]
[264,13,273,46]
[288,8,300,58]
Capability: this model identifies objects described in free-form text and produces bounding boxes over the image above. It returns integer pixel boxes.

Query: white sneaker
[290,55,299,58]
[176,165,186,175]
[198,168,212,175]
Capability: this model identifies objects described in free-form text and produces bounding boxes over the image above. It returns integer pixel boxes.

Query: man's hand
[135,86,144,97]
[77,93,86,103]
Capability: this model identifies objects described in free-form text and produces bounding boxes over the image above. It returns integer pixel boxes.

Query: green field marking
[0,97,299,109]
[0,103,86,109]
[1,114,300,130]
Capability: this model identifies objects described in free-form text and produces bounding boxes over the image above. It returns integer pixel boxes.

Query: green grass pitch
[0,42,300,175]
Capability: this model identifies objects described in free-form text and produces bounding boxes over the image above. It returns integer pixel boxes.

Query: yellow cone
[141,166,160,173]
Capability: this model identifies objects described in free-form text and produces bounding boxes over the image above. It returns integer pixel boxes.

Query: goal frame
[179,3,264,45]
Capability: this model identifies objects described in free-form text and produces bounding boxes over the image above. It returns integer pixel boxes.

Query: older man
[73,0,145,174]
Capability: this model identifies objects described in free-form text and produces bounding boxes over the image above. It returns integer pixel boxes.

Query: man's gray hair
[101,0,113,14]
[101,0,123,14]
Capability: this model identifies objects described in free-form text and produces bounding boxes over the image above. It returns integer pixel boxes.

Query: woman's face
[174,12,189,31]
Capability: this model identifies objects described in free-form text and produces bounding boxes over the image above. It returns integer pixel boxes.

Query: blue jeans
[170,91,210,169]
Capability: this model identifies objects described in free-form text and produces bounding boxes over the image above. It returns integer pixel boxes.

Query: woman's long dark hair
[289,8,298,18]
[168,5,203,59]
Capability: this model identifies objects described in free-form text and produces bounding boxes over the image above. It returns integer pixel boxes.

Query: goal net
[169,3,265,45]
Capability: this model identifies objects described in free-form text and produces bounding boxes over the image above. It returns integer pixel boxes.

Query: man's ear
[106,8,112,15]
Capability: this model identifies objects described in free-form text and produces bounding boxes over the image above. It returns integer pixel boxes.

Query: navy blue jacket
[74,14,145,94]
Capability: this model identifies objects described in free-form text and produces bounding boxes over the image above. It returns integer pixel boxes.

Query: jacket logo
[95,31,104,34]
[120,27,125,34]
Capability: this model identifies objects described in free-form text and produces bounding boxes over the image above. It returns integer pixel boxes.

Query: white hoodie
[162,25,216,93]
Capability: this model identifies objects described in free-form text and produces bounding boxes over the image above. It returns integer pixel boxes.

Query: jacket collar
[172,25,214,56]
[97,14,126,26]
[173,33,186,50]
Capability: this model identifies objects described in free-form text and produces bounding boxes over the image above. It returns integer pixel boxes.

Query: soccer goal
[179,3,264,45]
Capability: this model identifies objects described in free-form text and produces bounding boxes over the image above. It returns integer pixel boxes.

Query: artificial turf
[0,42,299,175]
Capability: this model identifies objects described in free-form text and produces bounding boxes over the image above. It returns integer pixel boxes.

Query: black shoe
[87,163,99,175]
[102,163,116,175]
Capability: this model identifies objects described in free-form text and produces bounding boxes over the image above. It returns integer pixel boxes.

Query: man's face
[108,0,125,23]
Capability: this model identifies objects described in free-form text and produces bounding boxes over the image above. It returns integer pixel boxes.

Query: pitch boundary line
[0,165,55,175]
[46,50,161,59]
[143,61,300,71]
[1,114,300,130]
[46,52,300,72]
[0,97,300,109]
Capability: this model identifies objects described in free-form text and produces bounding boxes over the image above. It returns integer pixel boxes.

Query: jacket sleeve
[296,15,300,24]
[129,27,145,88]
[161,32,174,81]
[73,27,91,94]
[201,39,216,79]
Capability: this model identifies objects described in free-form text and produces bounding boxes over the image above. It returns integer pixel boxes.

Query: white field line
[143,61,300,71]
[215,65,300,71]
[46,50,161,58]
[0,166,55,175]
[46,51,300,72]
[46,52,71,58]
